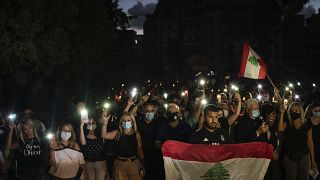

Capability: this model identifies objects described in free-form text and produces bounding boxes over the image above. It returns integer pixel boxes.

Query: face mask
[145,112,155,121]
[251,110,260,118]
[290,112,301,121]
[61,132,72,141]
[167,112,179,122]
[313,112,320,118]
[223,110,229,117]
[87,124,96,131]
[122,121,132,130]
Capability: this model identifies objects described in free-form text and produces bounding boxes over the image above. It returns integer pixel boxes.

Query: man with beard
[189,104,232,145]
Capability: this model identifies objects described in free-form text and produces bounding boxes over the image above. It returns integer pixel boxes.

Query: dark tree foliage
[0,0,131,112]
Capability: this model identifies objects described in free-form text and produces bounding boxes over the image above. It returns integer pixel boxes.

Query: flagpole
[266,73,276,89]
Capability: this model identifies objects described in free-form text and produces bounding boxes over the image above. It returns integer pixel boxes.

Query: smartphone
[8,114,17,122]
[80,109,89,123]
[283,99,288,110]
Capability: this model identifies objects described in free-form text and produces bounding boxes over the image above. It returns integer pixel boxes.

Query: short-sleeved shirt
[16,137,47,169]
[156,120,193,143]
[82,137,105,162]
[49,148,85,178]
[189,128,232,145]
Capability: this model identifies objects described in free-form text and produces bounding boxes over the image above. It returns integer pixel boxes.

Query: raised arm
[79,119,86,145]
[6,122,17,150]
[228,93,242,125]
[278,104,287,132]
[123,98,135,113]
[101,115,118,140]
[130,94,149,116]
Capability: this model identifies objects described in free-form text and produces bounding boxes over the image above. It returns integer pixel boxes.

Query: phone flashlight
[8,114,17,121]
[104,103,111,109]
[46,133,54,140]
[80,109,89,123]
[131,88,138,98]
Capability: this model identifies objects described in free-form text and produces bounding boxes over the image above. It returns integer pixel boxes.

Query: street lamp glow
[201,99,208,105]
[199,79,206,86]
[258,84,262,89]
[164,93,168,99]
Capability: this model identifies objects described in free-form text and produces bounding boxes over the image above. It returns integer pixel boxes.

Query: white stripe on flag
[243,50,261,79]
[164,157,270,180]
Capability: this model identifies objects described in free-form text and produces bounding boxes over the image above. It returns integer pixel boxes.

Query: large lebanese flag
[162,141,273,180]
[238,42,267,79]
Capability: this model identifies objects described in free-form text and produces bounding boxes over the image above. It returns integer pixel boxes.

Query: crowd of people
[0,81,319,180]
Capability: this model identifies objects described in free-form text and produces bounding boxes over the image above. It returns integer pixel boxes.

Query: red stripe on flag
[258,59,267,79]
[162,141,273,163]
[238,41,250,77]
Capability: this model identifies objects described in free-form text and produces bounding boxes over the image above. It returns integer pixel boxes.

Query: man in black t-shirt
[136,101,163,180]
[189,104,232,145]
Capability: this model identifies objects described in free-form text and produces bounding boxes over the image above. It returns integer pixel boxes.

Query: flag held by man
[239,42,268,79]
[162,141,273,180]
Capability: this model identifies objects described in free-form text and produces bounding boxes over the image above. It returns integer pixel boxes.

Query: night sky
[119,0,320,34]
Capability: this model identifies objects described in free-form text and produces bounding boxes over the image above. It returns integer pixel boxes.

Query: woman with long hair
[278,102,317,180]
[49,122,88,180]
[101,112,144,180]
[80,114,107,180]
[6,119,47,180]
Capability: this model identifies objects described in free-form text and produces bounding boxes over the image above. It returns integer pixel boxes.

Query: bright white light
[164,104,168,109]
[46,133,54,140]
[289,83,293,88]
[121,84,125,87]
[285,87,289,91]
[199,79,206,86]
[135,40,138,44]
[231,84,236,89]
[257,95,262,100]
[234,86,239,91]
[313,83,316,87]
[181,92,186,96]
[223,88,228,93]
[201,99,208,105]
[297,82,301,86]
[258,84,262,89]
[164,93,168,99]
[131,88,138,97]
[295,95,299,99]
[172,84,175,87]
[80,109,88,117]
[8,114,16,120]
[104,103,110,109]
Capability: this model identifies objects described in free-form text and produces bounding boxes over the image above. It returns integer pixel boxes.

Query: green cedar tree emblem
[248,54,259,67]
[200,163,230,180]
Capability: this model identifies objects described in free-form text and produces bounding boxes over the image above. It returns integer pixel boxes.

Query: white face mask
[61,132,72,141]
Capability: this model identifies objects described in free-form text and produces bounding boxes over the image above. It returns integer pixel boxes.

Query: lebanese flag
[162,141,273,180]
[238,42,267,79]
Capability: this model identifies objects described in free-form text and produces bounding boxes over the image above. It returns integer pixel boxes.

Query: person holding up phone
[6,119,48,180]
[79,114,107,180]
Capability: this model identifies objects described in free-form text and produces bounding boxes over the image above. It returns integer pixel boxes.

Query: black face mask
[167,112,179,122]
[290,112,301,121]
